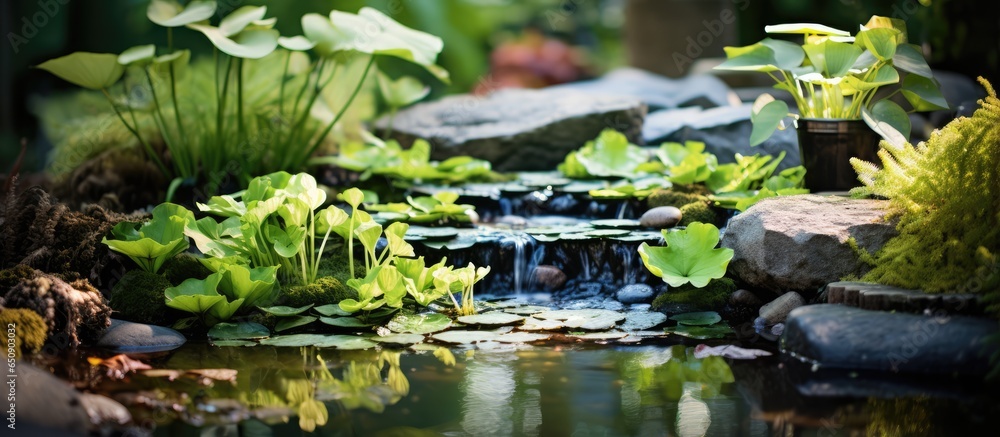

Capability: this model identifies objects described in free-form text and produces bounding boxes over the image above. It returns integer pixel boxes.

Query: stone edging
[825,281,984,316]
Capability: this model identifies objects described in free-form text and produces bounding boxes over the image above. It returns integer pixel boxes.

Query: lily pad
[387,313,453,334]
[259,304,313,317]
[313,304,351,317]
[670,311,722,326]
[612,231,665,242]
[590,219,642,229]
[502,305,551,316]
[421,233,478,250]
[275,315,317,332]
[371,333,425,345]
[431,330,498,344]
[320,316,375,328]
[457,313,524,326]
[566,332,629,340]
[665,323,734,339]
[495,332,551,343]
[523,224,591,235]
[620,312,669,331]
[405,226,460,240]
[208,322,269,341]
[582,229,632,238]
[260,334,378,349]
[210,339,257,347]
[535,309,626,331]
[519,317,564,331]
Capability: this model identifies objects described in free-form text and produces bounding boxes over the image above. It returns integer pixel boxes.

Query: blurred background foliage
[1,0,994,174]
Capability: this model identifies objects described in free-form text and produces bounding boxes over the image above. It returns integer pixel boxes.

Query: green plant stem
[166,28,190,176]
[278,51,291,121]
[101,88,170,178]
[348,209,356,279]
[298,55,376,169]
[279,59,329,170]
[216,57,234,171]
[145,68,189,178]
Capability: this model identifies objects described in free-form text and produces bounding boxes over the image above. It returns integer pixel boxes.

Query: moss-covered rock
[162,254,212,286]
[248,312,279,331]
[110,270,172,326]
[0,308,48,358]
[0,264,38,295]
[670,184,712,196]
[678,201,718,227]
[317,254,367,284]
[646,189,705,209]
[0,272,111,346]
[279,276,358,308]
[652,278,737,311]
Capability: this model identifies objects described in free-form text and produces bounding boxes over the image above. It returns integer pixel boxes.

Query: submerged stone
[377,87,645,171]
[616,284,655,304]
[96,319,186,353]
[781,304,1000,376]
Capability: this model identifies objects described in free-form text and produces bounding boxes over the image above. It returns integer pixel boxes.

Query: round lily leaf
[208,322,270,340]
[387,313,452,334]
[278,35,316,51]
[275,315,318,332]
[665,323,733,339]
[320,316,374,328]
[519,317,564,331]
[210,339,256,347]
[420,234,477,250]
[189,25,279,59]
[669,311,722,326]
[457,313,524,326]
[524,224,591,235]
[535,309,625,331]
[259,304,314,316]
[582,229,631,238]
[313,304,351,317]
[260,333,378,349]
[620,312,668,331]
[406,226,460,240]
[590,219,642,229]
[494,332,551,343]
[431,330,498,344]
[118,44,156,66]
[372,333,425,345]
[502,305,551,315]
[566,332,629,340]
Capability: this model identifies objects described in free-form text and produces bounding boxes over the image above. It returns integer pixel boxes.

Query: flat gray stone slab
[96,319,186,353]
[825,281,985,316]
[376,87,646,172]
[782,304,999,376]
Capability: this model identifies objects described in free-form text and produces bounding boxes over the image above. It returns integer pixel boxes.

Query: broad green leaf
[457,313,524,326]
[386,312,452,334]
[764,23,850,36]
[266,224,306,259]
[572,129,648,178]
[37,52,124,90]
[301,13,339,57]
[217,264,279,307]
[283,172,327,209]
[319,316,374,328]
[759,38,805,70]
[901,74,949,111]
[316,206,350,234]
[330,7,445,79]
[670,311,722,326]
[102,202,193,273]
[715,43,780,72]
[259,334,377,349]
[842,64,899,93]
[189,25,279,59]
[354,221,384,256]
[339,187,366,208]
[863,100,910,145]
[892,44,933,78]
[802,40,863,78]
[661,141,716,184]
[278,35,316,52]
[750,96,789,147]
[378,72,430,107]
[861,15,907,43]
[638,222,734,288]
[275,315,318,332]
[164,273,226,314]
[219,5,268,37]
[259,304,313,317]
[855,27,899,61]
[208,321,269,340]
[118,44,156,66]
[384,222,414,257]
[198,194,246,217]
[148,0,216,27]
[313,304,351,317]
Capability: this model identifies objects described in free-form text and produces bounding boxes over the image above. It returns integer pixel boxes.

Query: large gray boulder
[643,104,800,171]
[720,195,896,293]
[17,363,91,435]
[782,304,999,376]
[376,88,646,171]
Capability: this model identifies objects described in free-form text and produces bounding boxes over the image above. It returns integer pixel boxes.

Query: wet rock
[639,206,682,229]
[534,265,568,291]
[730,289,763,308]
[96,319,186,353]
[616,284,655,304]
[826,281,985,316]
[782,304,1000,376]
[722,289,765,324]
[79,393,131,428]
[549,67,733,111]
[377,87,646,172]
[643,104,800,171]
[721,195,897,293]
[18,362,90,435]
[495,215,529,228]
[759,292,805,325]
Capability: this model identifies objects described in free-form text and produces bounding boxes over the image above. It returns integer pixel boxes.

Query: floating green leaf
[638,222,734,288]
[669,311,723,326]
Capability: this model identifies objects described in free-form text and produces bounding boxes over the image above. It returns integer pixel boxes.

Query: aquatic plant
[0,308,47,358]
[102,202,193,274]
[110,269,173,325]
[367,191,477,226]
[639,222,734,288]
[164,262,279,326]
[716,16,947,146]
[558,129,649,179]
[0,270,111,347]
[36,1,448,195]
[312,139,502,186]
[850,78,999,307]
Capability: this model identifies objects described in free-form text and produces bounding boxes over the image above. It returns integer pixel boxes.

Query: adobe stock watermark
[7,0,71,54]
[672,0,750,73]
[5,323,17,431]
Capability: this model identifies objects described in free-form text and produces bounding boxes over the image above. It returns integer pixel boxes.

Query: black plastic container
[796,119,881,192]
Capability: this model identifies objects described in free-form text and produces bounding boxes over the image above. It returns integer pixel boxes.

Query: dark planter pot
[796,119,881,192]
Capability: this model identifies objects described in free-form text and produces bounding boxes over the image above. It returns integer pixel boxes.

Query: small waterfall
[616,202,628,219]
[505,232,537,294]
[616,244,636,285]
[579,251,591,280]
[499,197,513,217]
